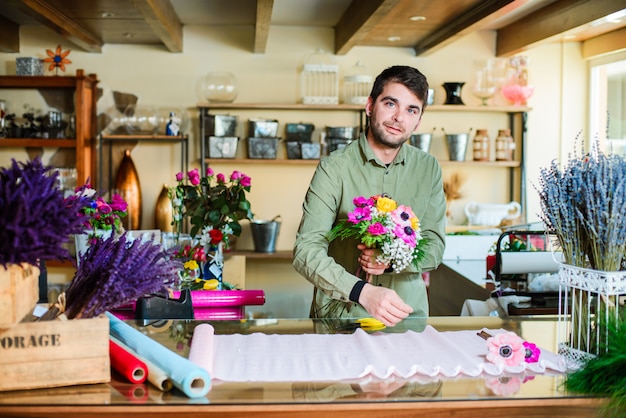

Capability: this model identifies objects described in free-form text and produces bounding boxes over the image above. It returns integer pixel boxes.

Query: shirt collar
[358,132,408,166]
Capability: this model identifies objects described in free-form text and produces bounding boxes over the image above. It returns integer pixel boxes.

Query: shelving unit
[97,134,189,193]
[197,103,530,262]
[0,69,98,184]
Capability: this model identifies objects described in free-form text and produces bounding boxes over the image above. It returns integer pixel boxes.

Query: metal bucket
[409,133,432,153]
[250,218,281,253]
[445,133,469,161]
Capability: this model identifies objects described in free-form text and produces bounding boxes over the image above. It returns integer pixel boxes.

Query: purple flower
[187,168,200,185]
[367,222,387,236]
[347,206,371,224]
[216,173,226,183]
[393,224,416,246]
[206,167,214,177]
[175,172,184,182]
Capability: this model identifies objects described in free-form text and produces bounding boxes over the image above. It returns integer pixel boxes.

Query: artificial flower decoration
[485,331,526,367]
[327,194,428,273]
[523,341,541,363]
[43,45,72,74]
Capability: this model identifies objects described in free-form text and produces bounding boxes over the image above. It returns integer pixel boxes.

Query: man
[293,65,446,327]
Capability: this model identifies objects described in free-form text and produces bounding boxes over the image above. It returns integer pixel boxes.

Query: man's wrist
[349,280,367,303]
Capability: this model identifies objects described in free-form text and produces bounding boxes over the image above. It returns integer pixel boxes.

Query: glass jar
[495,129,515,161]
[343,61,372,105]
[501,55,534,106]
[300,49,339,105]
[472,129,490,161]
[200,72,238,103]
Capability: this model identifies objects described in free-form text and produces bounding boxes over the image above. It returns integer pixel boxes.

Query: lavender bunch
[0,158,91,268]
[537,140,626,271]
[64,232,183,319]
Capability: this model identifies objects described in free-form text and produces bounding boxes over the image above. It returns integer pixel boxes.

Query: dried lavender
[0,158,91,267]
[64,232,183,319]
[537,139,626,271]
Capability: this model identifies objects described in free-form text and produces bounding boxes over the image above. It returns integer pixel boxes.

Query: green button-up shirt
[293,134,446,319]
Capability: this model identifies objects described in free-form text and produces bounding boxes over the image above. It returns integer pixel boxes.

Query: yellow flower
[184,260,199,270]
[376,197,397,213]
[411,216,420,230]
[203,279,219,290]
[194,278,201,283]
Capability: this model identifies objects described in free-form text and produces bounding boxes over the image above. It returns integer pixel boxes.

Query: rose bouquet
[327,195,428,273]
[169,167,253,249]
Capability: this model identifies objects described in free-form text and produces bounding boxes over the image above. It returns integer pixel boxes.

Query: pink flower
[109,193,128,212]
[485,376,522,396]
[367,222,387,236]
[486,332,526,367]
[206,167,214,177]
[393,224,416,246]
[353,196,373,208]
[391,205,416,227]
[187,169,200,186]
[96,199,112,214]
[230,170,242,181]
[347,206,372,224]
[240,175,251,187]
[175,172,184,182]
[523,341,541,363]
[216,173,225,184]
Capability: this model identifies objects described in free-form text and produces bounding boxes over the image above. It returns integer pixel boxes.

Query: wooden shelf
[101,134,187,143]
[197,102,530,113]
[205,158,520,167]
[226,250,293,260]
[46,259,75,268]
[0,138,76,148]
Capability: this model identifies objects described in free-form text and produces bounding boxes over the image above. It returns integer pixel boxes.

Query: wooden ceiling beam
[6,0,102,52]
[0,15,20,53]
[254,0,274,54]
[413,0,515,56]
[131,0,183,53]
[496,0,626,57]
[335,0,400,56]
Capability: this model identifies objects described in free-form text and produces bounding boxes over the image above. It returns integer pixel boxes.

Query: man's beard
[369,117,410,149]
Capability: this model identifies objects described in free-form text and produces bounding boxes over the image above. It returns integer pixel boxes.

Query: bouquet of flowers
[169,167,253,249]
[327,195,428,273]
[69,183,128,237]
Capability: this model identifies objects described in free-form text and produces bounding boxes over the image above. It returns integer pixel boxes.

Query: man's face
[366,82,424,149]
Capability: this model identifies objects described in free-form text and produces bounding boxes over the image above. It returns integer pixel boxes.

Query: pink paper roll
[188,323,214,376]
[171,290,265,308]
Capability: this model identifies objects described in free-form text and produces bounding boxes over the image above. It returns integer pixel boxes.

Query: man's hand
[357,243,389,277]
[358,283,413,327]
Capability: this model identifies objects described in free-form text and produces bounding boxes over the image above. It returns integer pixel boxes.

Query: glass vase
[501,55,534,106]
[199,72,238,103]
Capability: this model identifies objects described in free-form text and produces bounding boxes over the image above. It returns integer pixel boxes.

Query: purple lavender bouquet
[65,232,182,319]
[0,158,91,268]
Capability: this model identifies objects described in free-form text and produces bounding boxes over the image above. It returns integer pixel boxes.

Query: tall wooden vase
[155,184,173,232]
[114,149,142,230]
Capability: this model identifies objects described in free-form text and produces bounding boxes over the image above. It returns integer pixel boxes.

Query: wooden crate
[0,263,39,329]
[0,316,110,391]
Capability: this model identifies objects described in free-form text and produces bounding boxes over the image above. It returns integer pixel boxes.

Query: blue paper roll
[106,312,211,398]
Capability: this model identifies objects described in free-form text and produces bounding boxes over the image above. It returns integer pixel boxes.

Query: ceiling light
[409,16,426,21]
[387,36,401,42]
[563,34,577,40]
[98,11,114,18]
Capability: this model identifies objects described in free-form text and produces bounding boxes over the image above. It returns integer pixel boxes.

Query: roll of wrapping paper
[111,336,173,392]
[109,339,147,384]
[106,312,211,398]
[188,323,214,375]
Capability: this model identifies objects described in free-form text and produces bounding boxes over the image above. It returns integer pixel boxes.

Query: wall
[0,25,589,317]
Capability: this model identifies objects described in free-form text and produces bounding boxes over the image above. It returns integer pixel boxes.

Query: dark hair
[369,65,429,109]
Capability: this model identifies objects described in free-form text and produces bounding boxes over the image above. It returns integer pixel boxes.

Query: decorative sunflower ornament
[43,45,72,74]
